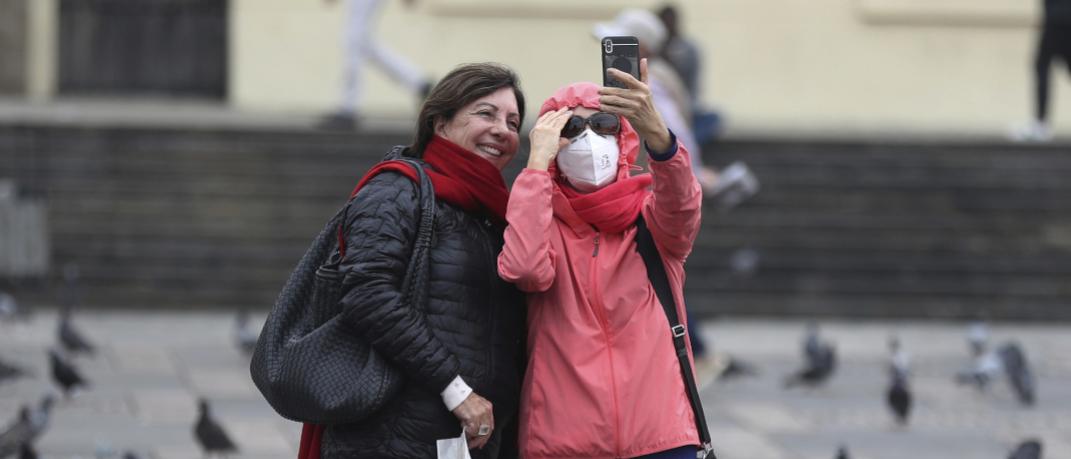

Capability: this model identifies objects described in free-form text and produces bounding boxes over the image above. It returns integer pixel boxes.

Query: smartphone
[601,36,640,89]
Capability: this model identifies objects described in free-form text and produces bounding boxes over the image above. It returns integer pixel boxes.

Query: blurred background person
[594,8,758,210]
[1012,0,1071,142]
[657,4,720,144]
[319,0,433,130]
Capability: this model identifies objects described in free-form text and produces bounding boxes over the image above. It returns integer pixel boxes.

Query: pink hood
[539,82,641,183]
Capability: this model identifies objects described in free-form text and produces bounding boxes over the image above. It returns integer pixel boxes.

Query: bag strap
[634,215,716,459]
[392,157,436,308]
[327,152,436,305]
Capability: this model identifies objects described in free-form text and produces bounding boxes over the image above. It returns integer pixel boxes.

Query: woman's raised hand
[527,107,573,171]
[598,58,672,153]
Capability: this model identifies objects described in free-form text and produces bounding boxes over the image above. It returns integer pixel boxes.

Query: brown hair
[409,62,526,157]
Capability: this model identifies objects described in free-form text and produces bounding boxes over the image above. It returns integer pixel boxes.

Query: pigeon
[886,337,912,426]
[58,304,96,355]
[49,349,89,397]
[785,324,836,388]
[18,442,38,459]
[998,342,1036,406]
[717,354,760,380]
[194,398,239,457]
[887,373,911,426]
[0,406,33,457]
[835,445,851,459]
[955,323,1001,390]
[233,309,258,355]
[1008,439,1042,459]
[803,322,824,362]
[967,320,989,351]
[29,394,55,440]
[0,291,19,322]
[0,356,28,385]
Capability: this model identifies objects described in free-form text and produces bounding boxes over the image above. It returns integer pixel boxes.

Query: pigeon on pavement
[785,324,837,388]
[956,322,1001,390]
[886,336,912,426]
[58,304,96,355]
[0,406,33,457]
[0,291,19,322]
[18,441,38,459]
[0,356,28,385]
[233,309,258,355]
[194,398,239,457]
[29,394,55,440]
[49,349,89,397]
[1007,439,1042,459]
[998,342,1037,406]
[835,445,851,459]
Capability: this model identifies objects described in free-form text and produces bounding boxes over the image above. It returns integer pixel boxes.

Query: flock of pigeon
[0,276,1053,459]
[717,321,1043,459]
[0,270,255,459]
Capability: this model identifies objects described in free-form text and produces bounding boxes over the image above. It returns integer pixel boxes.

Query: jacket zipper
[589,231,622,457]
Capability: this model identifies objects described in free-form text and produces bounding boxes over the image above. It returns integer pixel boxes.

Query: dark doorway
[58,0,227,98]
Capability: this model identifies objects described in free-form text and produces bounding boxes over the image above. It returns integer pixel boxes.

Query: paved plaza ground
[1,311,1068,459]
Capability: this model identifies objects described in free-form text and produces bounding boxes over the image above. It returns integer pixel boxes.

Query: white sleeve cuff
[441,375,473,412]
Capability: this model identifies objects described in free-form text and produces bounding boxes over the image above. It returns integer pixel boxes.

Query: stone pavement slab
[696,319,1071,459]
[2,312,1070,458]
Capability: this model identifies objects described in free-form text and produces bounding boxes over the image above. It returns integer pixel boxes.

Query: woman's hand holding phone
[599,59,672,153]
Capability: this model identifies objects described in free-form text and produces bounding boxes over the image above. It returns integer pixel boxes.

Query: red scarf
[354,135,508,223]
[557,173,653,234]
[305,136,510,459]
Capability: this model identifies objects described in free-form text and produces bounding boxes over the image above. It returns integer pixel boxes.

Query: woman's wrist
[642,126,672,154]
[527,154,552,170]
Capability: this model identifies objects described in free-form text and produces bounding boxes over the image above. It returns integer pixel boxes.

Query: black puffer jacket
[322,167,526,458]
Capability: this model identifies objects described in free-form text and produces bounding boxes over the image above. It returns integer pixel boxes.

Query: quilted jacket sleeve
[337,172,461,395]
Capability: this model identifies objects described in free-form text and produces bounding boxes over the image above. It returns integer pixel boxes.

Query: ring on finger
[477,424,491,436]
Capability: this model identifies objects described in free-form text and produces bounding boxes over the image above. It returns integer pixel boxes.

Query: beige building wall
[0,0,1050,137]
[230,0,1071,136]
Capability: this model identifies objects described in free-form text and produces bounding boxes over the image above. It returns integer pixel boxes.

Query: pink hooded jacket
[498,83,704,458]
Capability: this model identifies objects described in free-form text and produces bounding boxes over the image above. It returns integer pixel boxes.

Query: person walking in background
[308,63,527,458]
[498,71,706,458]
[656,4,706,132]
[595,9,758,210]
[1013,0,1071,142]
[319,0,433,130]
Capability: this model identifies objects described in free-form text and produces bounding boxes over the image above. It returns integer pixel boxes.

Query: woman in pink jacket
[498,61,704,458]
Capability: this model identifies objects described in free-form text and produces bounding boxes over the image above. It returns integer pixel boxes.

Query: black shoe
[317,111,359,131]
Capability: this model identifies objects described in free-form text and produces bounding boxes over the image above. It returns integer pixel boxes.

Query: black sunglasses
[560,112,621,139]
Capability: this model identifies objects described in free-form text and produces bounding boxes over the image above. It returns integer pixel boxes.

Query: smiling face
[435,87,521,170]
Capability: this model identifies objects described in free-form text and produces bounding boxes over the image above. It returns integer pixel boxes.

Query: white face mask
[556,128,620,192]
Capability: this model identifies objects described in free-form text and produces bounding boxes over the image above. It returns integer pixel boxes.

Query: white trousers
[340,0,426,113]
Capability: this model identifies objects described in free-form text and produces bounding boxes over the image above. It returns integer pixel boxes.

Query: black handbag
[250,153,436,424]
[635,215,718,459]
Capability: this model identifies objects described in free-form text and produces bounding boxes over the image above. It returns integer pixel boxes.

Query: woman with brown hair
[311,62,527,458]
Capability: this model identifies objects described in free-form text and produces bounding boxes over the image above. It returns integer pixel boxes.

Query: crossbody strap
[332,154,436,302]
[635,215,715,459]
